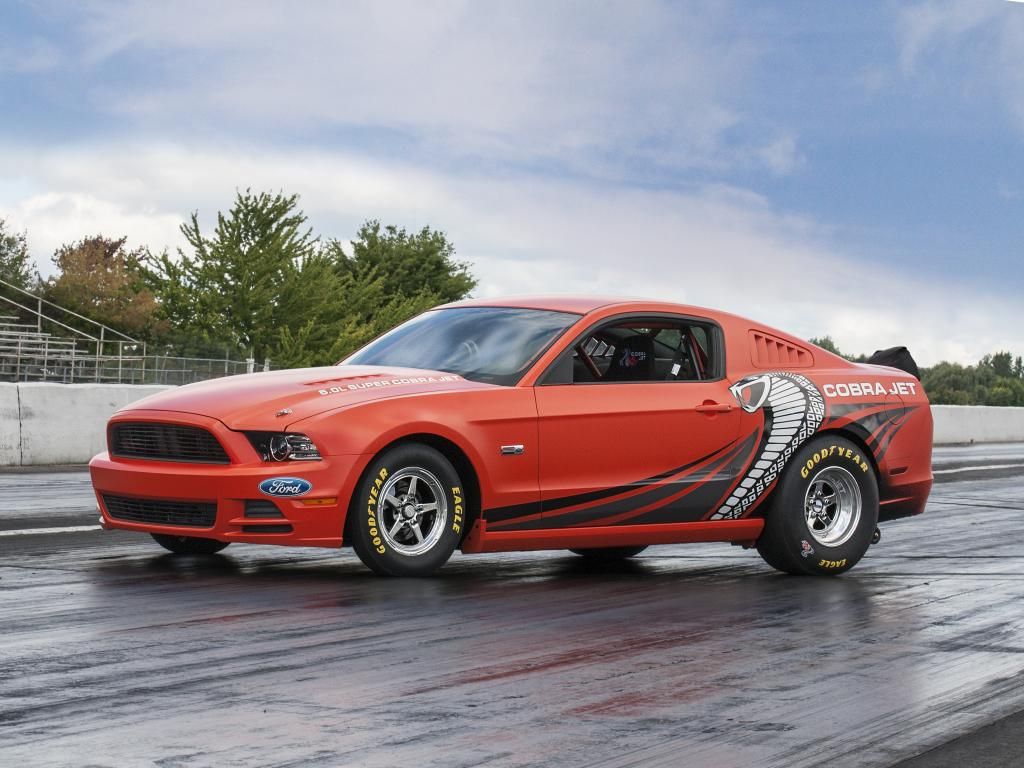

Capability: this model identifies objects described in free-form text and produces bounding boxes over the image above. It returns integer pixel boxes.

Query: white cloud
[755,134,803,176]
[0,141,1019,366]
[0,35,62,73]
[0,191,183,272]
[898,1,997,74]
[899,0,1024,129]
[1,2,1019,367]
[63,0,792,176]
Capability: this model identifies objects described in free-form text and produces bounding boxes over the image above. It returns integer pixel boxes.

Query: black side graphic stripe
[541,438,739,514]
[826,402,890,420]
[871,405,919,461]
[572,430,762,528]
[483,437,739,525]
[484,499,543,524]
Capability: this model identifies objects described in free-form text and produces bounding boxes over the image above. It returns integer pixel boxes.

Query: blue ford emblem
[259,477,313,497]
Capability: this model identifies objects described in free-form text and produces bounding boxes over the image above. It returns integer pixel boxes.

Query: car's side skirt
[460,518,764,554]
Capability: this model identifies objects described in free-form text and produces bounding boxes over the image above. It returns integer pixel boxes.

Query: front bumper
[89,411,368,548]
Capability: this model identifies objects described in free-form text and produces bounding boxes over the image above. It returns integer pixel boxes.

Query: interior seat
[604,334,655,381]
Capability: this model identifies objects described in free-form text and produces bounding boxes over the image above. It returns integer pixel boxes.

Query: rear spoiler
[866,346,920,380]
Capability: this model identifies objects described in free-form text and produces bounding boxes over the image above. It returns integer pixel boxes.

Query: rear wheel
[151,533,229,555]
[349,443,466,577]
[756,435,878,576]
[569,546,648,560]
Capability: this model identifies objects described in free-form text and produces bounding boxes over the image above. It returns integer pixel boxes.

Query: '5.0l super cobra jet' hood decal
[118,365,495,430]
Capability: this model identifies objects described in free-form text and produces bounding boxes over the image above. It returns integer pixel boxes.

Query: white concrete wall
[931,404,1024,445]
[0,384,21,465]
[1,383,173,466]
[0,384,1022,465]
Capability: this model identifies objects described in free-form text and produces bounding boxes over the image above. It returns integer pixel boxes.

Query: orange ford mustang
[89,296,933,576]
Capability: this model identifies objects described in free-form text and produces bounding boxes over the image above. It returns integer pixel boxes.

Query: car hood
[119,365,494,430]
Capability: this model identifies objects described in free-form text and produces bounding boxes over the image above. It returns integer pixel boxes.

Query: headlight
[246,432,322,461]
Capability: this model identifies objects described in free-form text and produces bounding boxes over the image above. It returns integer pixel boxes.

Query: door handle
[695,401,733,414]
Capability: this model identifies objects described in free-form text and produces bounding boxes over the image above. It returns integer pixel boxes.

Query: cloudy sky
[1,0,1023,364]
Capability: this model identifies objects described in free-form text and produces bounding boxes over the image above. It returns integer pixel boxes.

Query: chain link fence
[0,342,273,385]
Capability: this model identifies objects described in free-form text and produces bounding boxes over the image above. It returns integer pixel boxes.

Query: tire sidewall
[772,436,879,575]
[349,444,465,576]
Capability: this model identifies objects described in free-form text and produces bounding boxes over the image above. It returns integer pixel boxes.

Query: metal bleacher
[0,278,268,384]
[0,277,147,383]
[0,313,82,381]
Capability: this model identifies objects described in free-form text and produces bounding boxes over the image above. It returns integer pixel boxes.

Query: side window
[561,318,716,384]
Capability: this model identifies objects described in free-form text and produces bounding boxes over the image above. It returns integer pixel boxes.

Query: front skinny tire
[349,443,466,577]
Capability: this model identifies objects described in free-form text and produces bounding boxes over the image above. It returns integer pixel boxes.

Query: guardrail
[1,385,1023,466]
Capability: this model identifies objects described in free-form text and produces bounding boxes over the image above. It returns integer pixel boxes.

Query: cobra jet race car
[89,297,932,576]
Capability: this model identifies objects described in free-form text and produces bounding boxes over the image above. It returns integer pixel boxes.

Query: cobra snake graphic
[711,372,825,520]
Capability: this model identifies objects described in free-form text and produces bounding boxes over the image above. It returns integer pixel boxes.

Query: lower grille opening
[103,495,216,528]
[241,524,293,534]
[244,500,284,519]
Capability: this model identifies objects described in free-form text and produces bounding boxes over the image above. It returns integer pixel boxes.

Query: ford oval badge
[259,477,313,498]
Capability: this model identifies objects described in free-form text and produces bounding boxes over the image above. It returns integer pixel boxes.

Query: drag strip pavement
[0,449,1023,768]
[929,441,1024,479]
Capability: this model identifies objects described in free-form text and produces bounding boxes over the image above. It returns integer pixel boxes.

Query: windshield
[343,307,580,385]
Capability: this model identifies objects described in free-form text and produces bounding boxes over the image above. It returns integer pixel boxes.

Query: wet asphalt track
[1,445,1024,768]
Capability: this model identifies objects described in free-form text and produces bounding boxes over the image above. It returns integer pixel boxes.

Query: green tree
[809,336,842,356]
[981,351,1015,378]
[0,217,35,290]
[45,235,164,339]
[144,191,471,366]
[273,268,438,368]
[146,190,318,358]
[332,220,475,304]
[921,354,1024,407]
[808,335,867,362]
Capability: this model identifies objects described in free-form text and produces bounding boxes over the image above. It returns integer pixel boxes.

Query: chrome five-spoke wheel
[803,465,862,547]
[378,467,448,557]
[350,443,464,576]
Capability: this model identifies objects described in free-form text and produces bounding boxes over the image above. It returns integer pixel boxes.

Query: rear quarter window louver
[749,330,814,369]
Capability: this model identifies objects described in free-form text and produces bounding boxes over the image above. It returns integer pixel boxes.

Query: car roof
[437,295,711,316]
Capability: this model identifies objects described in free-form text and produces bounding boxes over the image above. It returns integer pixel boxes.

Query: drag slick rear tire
[569,546,648,560]
[756,435,878,576]
[349,443,465,577]
[151,533,230,555]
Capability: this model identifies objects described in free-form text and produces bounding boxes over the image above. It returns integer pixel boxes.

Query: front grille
[103,495,217,528]
[110,423,230,464]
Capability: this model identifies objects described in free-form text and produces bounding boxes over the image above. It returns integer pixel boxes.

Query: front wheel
[151,533,229,555]
[349,443,466,576]
[756,436,879,576]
